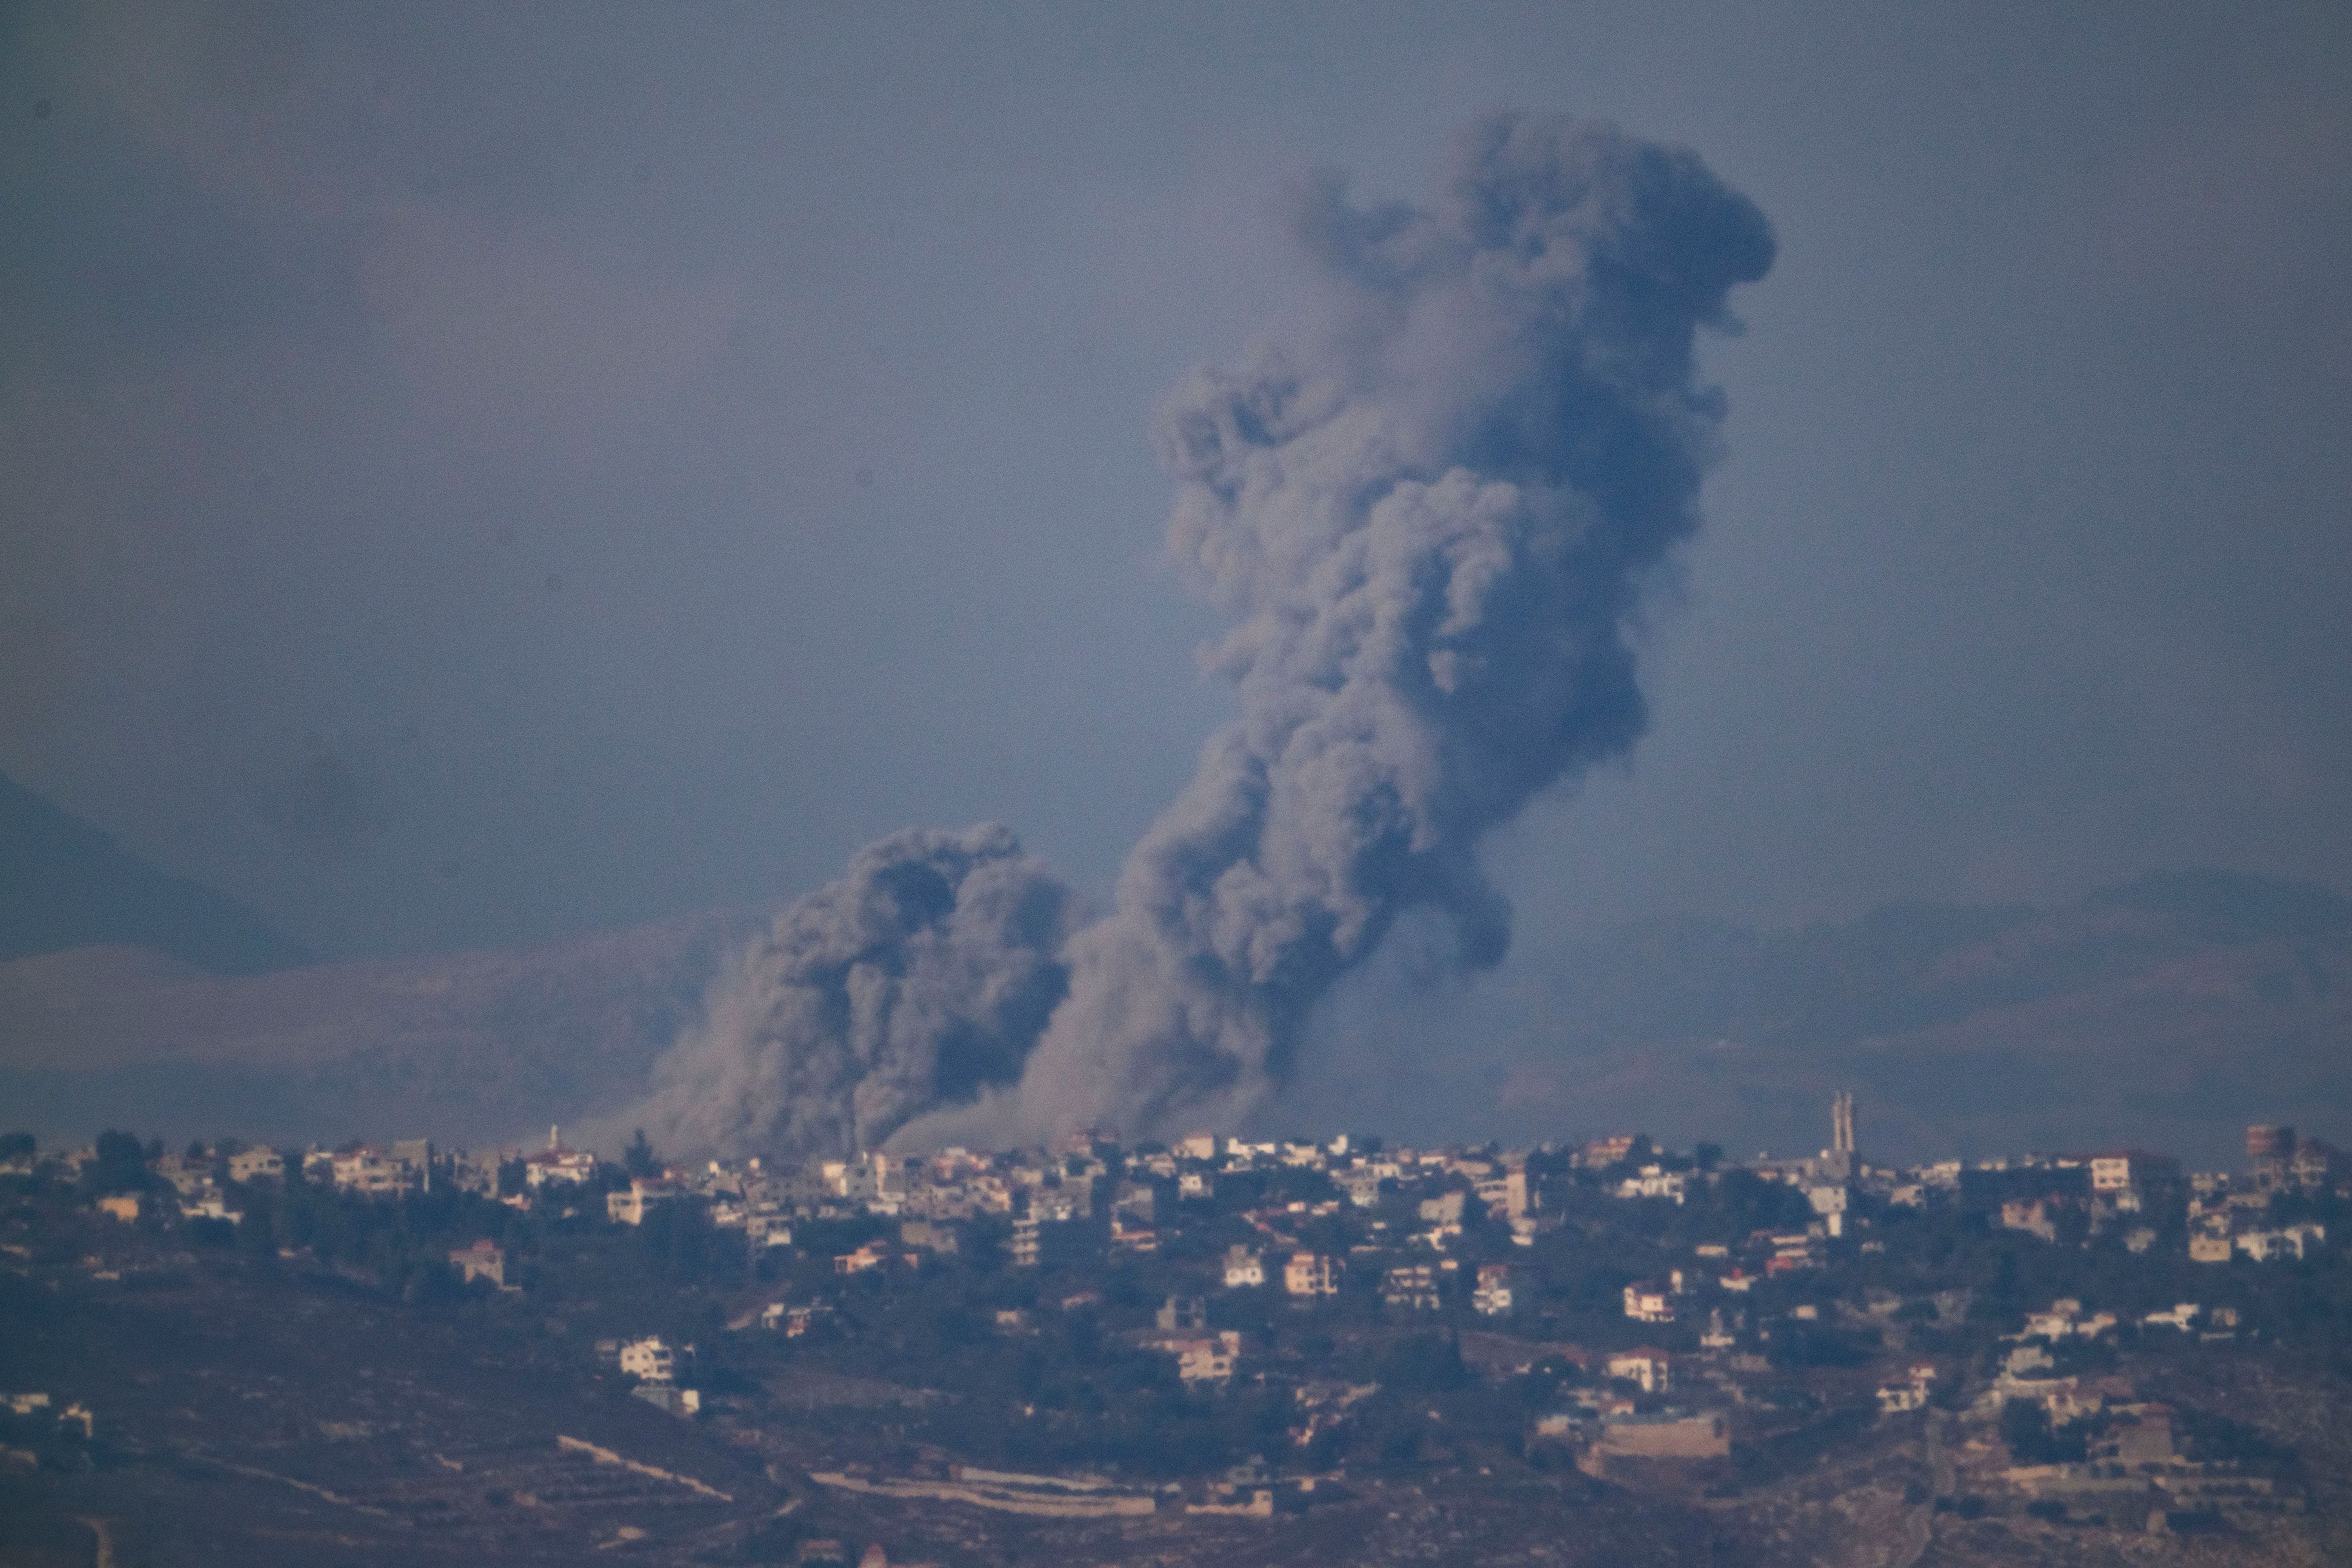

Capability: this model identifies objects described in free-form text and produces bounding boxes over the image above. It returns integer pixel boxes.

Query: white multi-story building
[1283,1251,1338,1297]
[227,1147,284,1184]
[619,1337,677,1384]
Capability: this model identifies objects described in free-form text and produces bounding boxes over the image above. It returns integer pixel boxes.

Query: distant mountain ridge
[1544,867,2352,1058]
[1462,867,2352,1170]
[0,771,311,974]
[0,910,761,1148]
[1,849,2345,1168]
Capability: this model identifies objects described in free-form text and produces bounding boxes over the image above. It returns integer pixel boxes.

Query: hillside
[0,910,760,1150]
[1472,869,2352,1169]
[0,771,311,974]
[4,865,2347,1168]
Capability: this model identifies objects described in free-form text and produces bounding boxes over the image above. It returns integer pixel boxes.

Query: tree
[83,1129,151,1196]
[1999,1398,2085,1464]
[624,1128,660,1181]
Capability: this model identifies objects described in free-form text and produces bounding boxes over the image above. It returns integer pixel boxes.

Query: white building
[331,1148,415,1199]
[1284,1251,1338,1297]
[2236,1223,2324,1261]
[1623,1283,1675,1324]
[619,1337,677,1384]
[1605,1349,1672,1393]
[1472,1264,1513,1317]
[1223,1245,1265,1288]
[606,1179,684,1226]
[524,1130,598,1189]
[1175,1332,1243,1383]
[1616,1166,1687,1205]
[227,1147,284,1184]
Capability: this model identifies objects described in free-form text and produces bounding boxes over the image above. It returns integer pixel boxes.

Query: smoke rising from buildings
[620,824,1078,1159]
[634,113,1772,1158]
[905,113,1775,1146]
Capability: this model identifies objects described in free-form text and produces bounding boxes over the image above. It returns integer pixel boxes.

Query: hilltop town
[4,1101,2351,1566]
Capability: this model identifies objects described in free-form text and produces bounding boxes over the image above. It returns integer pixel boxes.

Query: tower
[1823,1091,1857,1183]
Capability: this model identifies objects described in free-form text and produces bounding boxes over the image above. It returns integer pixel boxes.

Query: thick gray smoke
[637,113,1772,1159]
[622,825,1078,1159]
[900,113,1774,1146]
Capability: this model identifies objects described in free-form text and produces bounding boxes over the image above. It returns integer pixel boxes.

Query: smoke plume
[624,824,1077,1159]
[902,113,1773,1146]
[637,113,1772,1159]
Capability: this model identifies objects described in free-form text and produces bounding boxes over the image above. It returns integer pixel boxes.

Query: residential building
[1583,1134,1640,1168]
[606,1178,683,1226]
[1176,1332,1242,1384]
[619,1337,677,1384]
[390,1138,434,1191]
[1384,1264,1442,1310]
[1624,1283,1675,1324]
[2291,1139,2343,1193]
[227,1147,284,1185]
[448,1239,505,1287]
[2089,1150,2179,1197]
[1418,1190,1466,1226]
[1999,1199,2059,1242]
[834,1240,890,1274]
[2248,1124,2294,1188]
[1605,1348,1672,1393]
[1873,1373,1932,1416]
[330,1148,415,1199]
[1616,1167,1687,1204]
[1472,1263,1513,1317]
[1284,1251,1338,1297]
[524,1129,598,1189]
[179,1190,241,1224]
[1502,1163,1531,1221]
[2236,1224,2324,1262]
[1222,1245,1265,1288]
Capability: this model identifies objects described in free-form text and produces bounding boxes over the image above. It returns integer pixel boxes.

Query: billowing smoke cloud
[622,824,1079,1159]
[636,113,1772,1159]
[900,113,1774,1147]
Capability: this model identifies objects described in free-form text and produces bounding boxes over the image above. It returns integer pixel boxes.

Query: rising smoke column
[625,824,1078,1159]
[902,113,1774,1145]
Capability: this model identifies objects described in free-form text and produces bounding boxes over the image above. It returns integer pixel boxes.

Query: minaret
[1823,1091,1856,1182]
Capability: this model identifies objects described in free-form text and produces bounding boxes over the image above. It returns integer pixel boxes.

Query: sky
[4,0,2350,970]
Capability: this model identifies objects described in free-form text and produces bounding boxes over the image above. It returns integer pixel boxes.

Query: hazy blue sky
[6,1,2348,965]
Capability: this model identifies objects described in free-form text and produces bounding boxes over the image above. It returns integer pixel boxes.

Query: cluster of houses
[1954,1295,2299,1526]
[27,1101,2345,1483]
